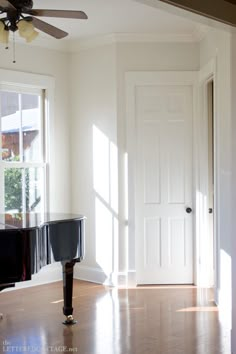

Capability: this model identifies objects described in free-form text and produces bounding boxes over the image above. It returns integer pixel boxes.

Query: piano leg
[62,260,77,325]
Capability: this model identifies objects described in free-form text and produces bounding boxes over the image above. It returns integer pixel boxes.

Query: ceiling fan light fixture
[17,19,38,42]
[25,29,39,42]
[0,0,88,62]
[0,21,9,45]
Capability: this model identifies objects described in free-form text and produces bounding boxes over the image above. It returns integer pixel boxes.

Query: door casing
[126,70,216,288]
[197,59,217,292]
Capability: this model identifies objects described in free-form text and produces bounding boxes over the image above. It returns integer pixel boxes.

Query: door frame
[126,71,200,286]
[197,59,217,292]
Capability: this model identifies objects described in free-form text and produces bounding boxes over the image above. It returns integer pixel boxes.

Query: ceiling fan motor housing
[9,0,33,10]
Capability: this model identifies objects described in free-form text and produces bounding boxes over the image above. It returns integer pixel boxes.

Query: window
[0,85,47,214]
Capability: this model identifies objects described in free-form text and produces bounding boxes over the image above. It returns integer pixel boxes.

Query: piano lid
[0,213,86,231]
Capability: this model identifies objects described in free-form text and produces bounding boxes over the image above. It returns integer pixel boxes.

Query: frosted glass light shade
[0,21,9,44]
[17,20,39,42]
[25,29,39,43]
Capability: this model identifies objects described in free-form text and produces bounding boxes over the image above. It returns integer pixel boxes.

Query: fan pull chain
[13,31,16,64]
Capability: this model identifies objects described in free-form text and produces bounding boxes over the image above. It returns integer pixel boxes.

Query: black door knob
[186,207,192,214]
[209,208,213,214]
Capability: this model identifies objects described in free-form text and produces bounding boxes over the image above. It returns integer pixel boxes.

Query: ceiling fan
[0,0,88,41]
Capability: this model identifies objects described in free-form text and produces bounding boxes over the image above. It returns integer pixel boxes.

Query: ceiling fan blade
[159,0,236,26]
[32,17,68,39]
[0,0,16,10]
[23,9,88,19]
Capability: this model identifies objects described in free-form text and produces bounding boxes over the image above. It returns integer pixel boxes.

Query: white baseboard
[2,264,137,291]
[74,264,113,285]
[74,264,137,287]
[232,329,235,354]
[127,270,137,287]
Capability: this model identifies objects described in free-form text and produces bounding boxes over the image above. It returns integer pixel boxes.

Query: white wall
[0,43,71,288]
[70,41,200,285]
[200,29,232,321]
[70,44,118,284]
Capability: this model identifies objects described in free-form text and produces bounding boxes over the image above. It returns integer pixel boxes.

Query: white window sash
[0,83,48,214]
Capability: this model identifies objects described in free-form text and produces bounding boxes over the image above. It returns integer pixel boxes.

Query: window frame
[0,69,54,214]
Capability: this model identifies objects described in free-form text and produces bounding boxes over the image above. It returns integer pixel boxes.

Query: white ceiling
[32,0,202,42]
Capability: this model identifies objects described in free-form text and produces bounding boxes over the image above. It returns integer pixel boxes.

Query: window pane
[4,168,23,212]
[4,167,43,213]
[1,92,20,161]
[1,91,19,116]
[22,93,41,162]
[25,167,43,212]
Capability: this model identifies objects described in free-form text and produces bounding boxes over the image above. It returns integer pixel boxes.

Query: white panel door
[135,85,193,284]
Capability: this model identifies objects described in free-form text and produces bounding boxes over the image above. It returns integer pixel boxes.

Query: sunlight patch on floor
[177,306,218,312]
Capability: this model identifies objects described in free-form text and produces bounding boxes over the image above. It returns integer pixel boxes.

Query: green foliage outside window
[5,168,23,212]
[4,157,30,212]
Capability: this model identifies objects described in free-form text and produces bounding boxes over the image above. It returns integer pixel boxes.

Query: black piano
[0,213,85,324]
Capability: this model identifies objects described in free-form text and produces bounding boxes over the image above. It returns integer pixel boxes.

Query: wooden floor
[0,280,231,354]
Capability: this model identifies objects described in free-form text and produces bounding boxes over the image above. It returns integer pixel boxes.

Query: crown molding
[8,25,209,54]
[68,34,116,52]
[114,32,199,43]
[67,27,208,53]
